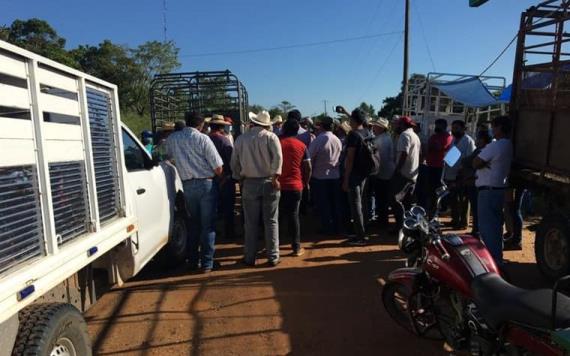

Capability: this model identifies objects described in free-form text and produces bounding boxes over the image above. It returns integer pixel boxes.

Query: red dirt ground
[85,216,543,356]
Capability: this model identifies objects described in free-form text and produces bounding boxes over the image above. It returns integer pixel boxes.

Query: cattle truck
[510,1,570,280]
[0,39,188,355]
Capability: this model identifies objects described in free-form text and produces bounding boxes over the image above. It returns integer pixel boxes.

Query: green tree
[71,40,140,112]
[248,104,266,113]
[278,100,295,114]
[378,93,403,118]
[268,107,284,119]
[0,25,9,41]
[4,18,76,67]
[358,102,376,118]
[130,40,180,116]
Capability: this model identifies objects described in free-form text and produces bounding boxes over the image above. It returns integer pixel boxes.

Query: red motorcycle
[382,188,570,355]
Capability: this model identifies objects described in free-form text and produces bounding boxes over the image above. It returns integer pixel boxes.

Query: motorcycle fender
[386,267,424,292]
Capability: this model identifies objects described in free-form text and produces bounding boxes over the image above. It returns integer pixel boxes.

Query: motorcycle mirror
[410,206,427,218]
[436,186,449,198]
[444,146,461,167]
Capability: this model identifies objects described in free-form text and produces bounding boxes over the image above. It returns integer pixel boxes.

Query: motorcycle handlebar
[433,238,451,260]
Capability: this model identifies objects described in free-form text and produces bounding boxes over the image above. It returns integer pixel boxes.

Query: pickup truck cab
[0,39,187,355]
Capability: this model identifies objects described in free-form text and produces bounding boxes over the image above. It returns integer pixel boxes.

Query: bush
[121,111,151,135]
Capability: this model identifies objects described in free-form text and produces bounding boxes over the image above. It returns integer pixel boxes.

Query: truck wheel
[160,214,188,268]
[12,303,91,356]
[535,216,570,280]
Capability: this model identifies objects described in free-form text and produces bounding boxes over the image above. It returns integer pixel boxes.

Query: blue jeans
[478,189,505,264]
[242,178,280,264]
[312,178,343,234]
[183,179,218,269]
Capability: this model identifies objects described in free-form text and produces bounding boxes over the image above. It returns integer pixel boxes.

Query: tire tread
[11,302,91,356]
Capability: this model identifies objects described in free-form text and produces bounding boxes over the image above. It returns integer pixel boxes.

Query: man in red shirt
[426,119,453,216]
[279,119,312,256]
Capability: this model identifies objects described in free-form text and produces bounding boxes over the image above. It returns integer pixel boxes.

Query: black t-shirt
[345,129,369,183]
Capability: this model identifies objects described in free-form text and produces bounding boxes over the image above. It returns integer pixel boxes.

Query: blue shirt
[165,127,223,180]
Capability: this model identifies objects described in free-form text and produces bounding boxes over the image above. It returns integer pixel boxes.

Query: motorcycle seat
[471,273,570,330]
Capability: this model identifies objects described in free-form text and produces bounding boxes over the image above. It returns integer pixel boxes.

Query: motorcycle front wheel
[382,281,441,339]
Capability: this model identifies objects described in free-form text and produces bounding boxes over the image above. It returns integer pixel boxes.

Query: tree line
[1,18,180,132]
[1,18,403,132]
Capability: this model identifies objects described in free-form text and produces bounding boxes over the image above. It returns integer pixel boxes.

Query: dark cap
[287,109,302,122]
[316,116,334,127]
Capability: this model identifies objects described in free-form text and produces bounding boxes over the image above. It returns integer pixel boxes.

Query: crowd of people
[160,106,519,273]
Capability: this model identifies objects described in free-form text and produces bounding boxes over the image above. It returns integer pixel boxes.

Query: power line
[180,31,403,58]
[412,0,436,72]
[357,34,403,103]
[479,33,518,76]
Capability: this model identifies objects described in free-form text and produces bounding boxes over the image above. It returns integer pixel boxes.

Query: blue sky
[3,0,538,115]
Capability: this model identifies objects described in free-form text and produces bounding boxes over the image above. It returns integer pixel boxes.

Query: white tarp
[433,77,501,108]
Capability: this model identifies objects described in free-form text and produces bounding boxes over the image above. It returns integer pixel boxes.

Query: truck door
[120,128,170,272]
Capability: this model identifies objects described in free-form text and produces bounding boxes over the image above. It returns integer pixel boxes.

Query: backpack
[356,131,380,176]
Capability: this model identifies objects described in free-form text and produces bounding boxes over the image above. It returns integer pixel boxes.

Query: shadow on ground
[86,210,547,356]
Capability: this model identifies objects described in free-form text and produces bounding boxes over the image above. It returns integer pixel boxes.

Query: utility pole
[162,0,168,42]
[402,0,410,115]
[323,99,328,115]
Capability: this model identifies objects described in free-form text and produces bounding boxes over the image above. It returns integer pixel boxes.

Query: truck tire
[12,303,91,356]
[535,216,570,281]
[160,213,188,268]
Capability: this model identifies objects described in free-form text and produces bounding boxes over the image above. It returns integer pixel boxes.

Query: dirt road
[86,218,543,356]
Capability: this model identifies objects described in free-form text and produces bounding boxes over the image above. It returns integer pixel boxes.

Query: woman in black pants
[278,119,312,256]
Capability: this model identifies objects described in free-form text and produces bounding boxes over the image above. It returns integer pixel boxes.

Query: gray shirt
[308,131,342,180]
[231,126,283,180]
[165,127,223,180]
[374,132,395,180]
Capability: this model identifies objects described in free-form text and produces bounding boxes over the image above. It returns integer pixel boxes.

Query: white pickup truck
[0,40,188,355]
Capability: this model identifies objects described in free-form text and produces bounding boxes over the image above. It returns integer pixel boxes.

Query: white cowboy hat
[210,114,230,126]
[339,120,351,133]
[370,117,390,129]
[249,110,272,127]
[272,115,283,124]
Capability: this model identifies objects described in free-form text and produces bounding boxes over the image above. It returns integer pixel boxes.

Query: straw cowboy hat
[272,115,283,124]
[369,117,390,129]
[249,110,272,127]
[339,120,351,134]
[210,114,230,126]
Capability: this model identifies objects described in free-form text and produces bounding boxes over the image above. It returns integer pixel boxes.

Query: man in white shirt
[390,116,421,231]
[473,116,513,265]
[369,117,395,227]
[445,120,476,229]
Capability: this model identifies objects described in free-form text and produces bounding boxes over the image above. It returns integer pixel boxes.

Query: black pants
[426,166,444,217]
[280,190,302,251]
[449,183,470,228]
[389,174,416,230]
[466,186,478,234]
[312,178,343,234]
[374,178,391,226]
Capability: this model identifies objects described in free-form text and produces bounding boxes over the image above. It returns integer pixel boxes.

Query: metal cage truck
[0,40,188,355]
[510,1,570,280]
